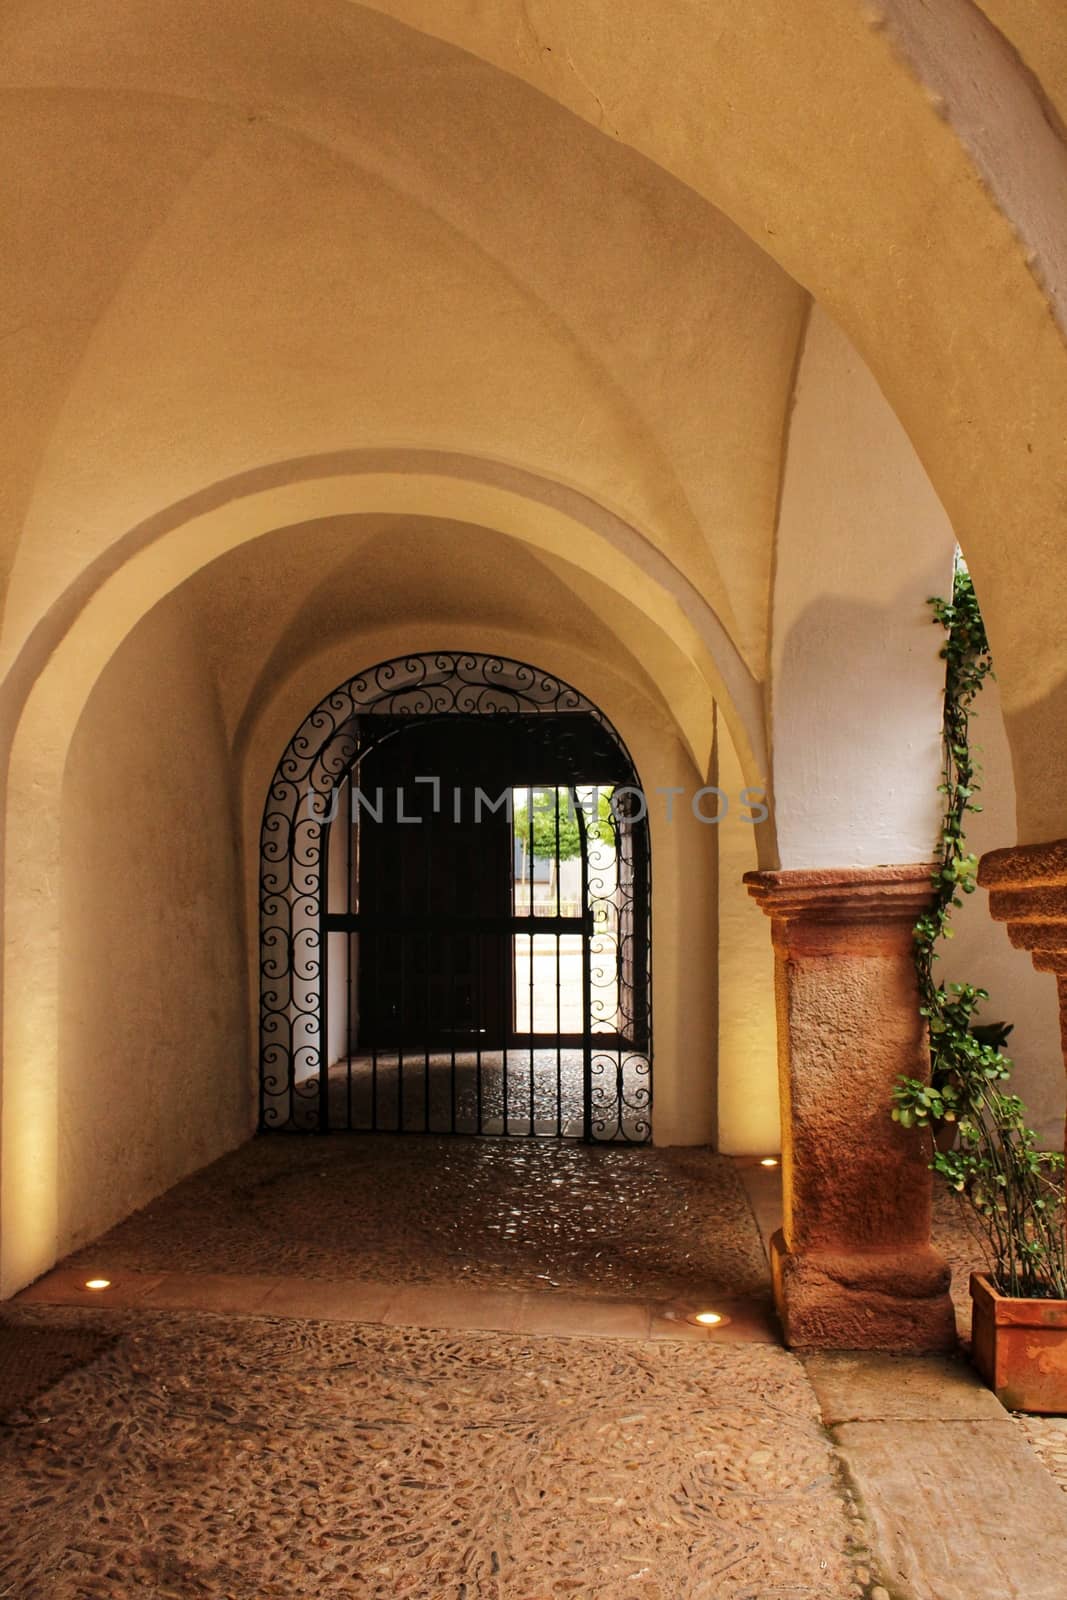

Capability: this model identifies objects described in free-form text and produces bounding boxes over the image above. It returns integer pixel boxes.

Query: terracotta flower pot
[970,1271,1067,1413]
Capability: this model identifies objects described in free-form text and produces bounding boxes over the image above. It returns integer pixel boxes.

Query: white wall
[770,306,957,869]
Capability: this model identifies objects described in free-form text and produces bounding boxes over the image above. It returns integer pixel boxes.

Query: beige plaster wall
[716,713,779,1155]
[56,590,250,1262]
[0,8,804,682]
[644,734,719,1149]
[344,0,1067,846]
[943,674,1066,1148]
[1,0,1067,880]
[183,517,701,759]
[4,0,1067,1302]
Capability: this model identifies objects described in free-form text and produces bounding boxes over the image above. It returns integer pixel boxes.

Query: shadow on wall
[772,586,947,871]
[947,673,1065,1149]
[1002,667,1067,849]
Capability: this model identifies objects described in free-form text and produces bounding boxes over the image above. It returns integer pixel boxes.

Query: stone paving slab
[804,1350,1006,1423]
[804,1335,1067,1595]
[833,1418,1067,1600]
[734,1159,784,1253]
[18,1266,779,1345]
[804,1347,1067,1600]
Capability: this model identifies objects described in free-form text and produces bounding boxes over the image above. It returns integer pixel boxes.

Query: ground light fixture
[83,1278,111,1291]
[759,1157,779,1167]
[660,1305,733,1330]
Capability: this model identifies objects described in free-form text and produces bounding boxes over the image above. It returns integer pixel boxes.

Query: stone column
[744,865,956,1350]
[979,838,1067,1156]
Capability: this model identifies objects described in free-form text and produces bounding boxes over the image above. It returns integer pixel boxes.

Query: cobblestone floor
[41,1132,1067,1584]
[67,1138,769,1303]
[0,1305,870,1600]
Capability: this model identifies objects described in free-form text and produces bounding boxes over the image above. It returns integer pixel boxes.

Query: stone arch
[3,0,1067,836]
[256,649,653,1140]
[0,456,745,1292]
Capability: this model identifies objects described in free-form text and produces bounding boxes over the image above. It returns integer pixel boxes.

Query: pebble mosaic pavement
[66,1138,770,1303]
[0,1306,873,1600]
[5,1136,1066,1597]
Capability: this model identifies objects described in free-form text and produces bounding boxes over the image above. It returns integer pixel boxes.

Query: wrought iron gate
[260,653,651,1140]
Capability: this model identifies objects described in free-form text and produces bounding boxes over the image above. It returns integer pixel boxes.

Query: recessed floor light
[84,1278,111,1291]
[661,1306,733,1331]
[759,1157,780,1168]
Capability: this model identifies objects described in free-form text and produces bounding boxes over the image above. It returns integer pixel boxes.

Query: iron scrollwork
[259,652,652,1140]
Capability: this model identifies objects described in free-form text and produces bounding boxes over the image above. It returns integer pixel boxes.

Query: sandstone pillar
[744,865,956,1350]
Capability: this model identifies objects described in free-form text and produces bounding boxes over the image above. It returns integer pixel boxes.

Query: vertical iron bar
[555,782,562,1137]
[531,777,537,1132]
[575,787,592,1142]
[475,790,483,1135]
[503,792,513,1137]
[287,866,296,1129]
[346,772,353,1131]
[285,859,295,1128]
[365,758,379,1132]
[367,774,379,1139]
[395,893,403,1126]
[448,783,457,1135]
[395,919,404,1134]
[424,781,431,1134]
[318,792,331,1134]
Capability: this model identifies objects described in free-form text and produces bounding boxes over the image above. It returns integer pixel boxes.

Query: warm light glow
[759,1157,779,1167]
[84,1278,111,1291]
[694,1310,723,1326]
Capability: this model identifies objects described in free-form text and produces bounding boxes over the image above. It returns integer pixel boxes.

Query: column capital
[744,864,935,953]
[979,838,1067,973]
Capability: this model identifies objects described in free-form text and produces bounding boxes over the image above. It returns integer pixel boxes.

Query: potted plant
[892,562,1067,1412]
[893,1012,1067,1412]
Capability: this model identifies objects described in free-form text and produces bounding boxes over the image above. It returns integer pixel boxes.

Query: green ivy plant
[891,563,1066,1299]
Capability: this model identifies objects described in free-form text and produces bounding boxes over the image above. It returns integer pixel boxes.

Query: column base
[770,1229,957,1351]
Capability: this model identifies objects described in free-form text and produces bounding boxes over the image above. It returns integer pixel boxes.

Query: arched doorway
[260,653,652,1141]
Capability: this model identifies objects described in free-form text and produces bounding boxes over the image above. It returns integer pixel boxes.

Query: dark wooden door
[355,720,513,1048]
